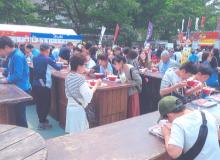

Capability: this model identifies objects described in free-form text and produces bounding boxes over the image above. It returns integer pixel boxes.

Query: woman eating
[65,53,101,134]
[112,55,142,118]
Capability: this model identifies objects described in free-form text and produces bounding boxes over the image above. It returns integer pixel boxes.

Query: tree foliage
[1,0,220,43]
[0,0,39,24]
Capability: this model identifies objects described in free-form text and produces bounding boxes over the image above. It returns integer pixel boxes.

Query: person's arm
[218,128,220,140]
[79,79,102,105]
[162,123,183,159]
[7,55,23,84]
[130,69,142,86]
[48,58,63,71]
[160,81,187,97]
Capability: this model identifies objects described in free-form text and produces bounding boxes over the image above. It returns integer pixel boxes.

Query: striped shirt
[65,72,86,100]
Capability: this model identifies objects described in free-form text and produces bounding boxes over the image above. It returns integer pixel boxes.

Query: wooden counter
[0,84,33,125]
[0,124,47,160]
[47,111,170,160]
[51,70,132,128]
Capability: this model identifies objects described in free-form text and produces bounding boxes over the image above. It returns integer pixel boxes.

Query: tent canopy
[0,24,77,35]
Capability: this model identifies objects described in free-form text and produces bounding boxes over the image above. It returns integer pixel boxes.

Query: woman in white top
[65,53,101,134]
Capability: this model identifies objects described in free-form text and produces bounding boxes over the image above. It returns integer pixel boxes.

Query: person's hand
[105,70,111,76]
[196,82,204,90]
[95,79,102,87]
[89,68,95,74]
[175,81,187,89]
[0,67,3,72]
[161,123,171,136]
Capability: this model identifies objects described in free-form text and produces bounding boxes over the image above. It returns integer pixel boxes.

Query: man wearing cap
[33,43,62,130]
[0,36,31,128]
[158,50,179,74]
[158,96,220,160]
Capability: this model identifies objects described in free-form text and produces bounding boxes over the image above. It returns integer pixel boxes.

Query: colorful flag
[113,24,120,44]
[146,21,153,41]
[186,17,192,39]
[216,17,220,31]
[187,17,192,29]
[144,21,153,47]
[181,19,185,32]
[195,17,199,31]
[201,16,206,28]
[98,26,106,45]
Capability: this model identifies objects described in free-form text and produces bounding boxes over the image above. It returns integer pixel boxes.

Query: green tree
[0,0,39,24]
[135,0,220,41]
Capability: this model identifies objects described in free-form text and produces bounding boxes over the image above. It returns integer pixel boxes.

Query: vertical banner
[144,21,153,47]
[195,17,199,31]
[113,24,120,44]
[187,17,192,39]
[216,16,220,31]
[181,19,185,32]
[98,26,106,45]
[201,16,206,29]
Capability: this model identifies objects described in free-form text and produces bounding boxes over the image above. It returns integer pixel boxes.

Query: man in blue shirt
[33,43,62,130]
[158,50,179,74]
[0,36,31,127]
[188,50,199,64]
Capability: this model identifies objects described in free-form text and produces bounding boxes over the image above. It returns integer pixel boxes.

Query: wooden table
[51,70,132,128]
[0,124,47,160]
[46,111,170,160]
[140,71,163,114]
[0,84,33,125]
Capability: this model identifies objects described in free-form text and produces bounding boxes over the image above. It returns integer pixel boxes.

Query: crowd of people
[0,36,220,159]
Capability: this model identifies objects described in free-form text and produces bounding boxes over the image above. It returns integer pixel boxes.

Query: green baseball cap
[158,96,185,122]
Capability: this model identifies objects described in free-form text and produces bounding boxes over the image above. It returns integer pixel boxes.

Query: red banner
[201,16,206,28]
[113,24,120,43]
[187,17,192,28]
[0,31,30,37]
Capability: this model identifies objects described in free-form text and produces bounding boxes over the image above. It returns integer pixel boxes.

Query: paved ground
[26,105,65,140]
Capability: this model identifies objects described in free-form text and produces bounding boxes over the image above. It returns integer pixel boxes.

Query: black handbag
[176,111,208,160]
[71,97,97,128]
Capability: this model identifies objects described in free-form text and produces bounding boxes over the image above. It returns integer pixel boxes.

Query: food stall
[191,31,219,49]
[50,69,133,128]
[0,24,82,47]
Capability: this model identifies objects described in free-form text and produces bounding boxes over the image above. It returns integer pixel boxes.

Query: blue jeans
[15,103,28,127]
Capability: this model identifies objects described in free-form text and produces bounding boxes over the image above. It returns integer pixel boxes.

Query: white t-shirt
[86,59,96,69]
[169,110,220,160]
[160,68,182,89]
[173,51,182,63]
[197,51,203,62]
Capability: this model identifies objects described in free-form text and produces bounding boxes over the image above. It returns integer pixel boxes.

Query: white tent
[0,24,77,35]
[0,24,81,45]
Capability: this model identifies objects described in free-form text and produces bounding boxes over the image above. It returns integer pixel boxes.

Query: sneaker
[37,123,52,130]
[37,123,46,130]
[43,123,52,129]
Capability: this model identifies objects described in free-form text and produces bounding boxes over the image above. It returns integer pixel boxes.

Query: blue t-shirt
[188,54,199,63]
[202,61,219,87]
[99,62,113,74]
[6,49,31,91]
[32,48,40,57]
[33,54,62,88]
